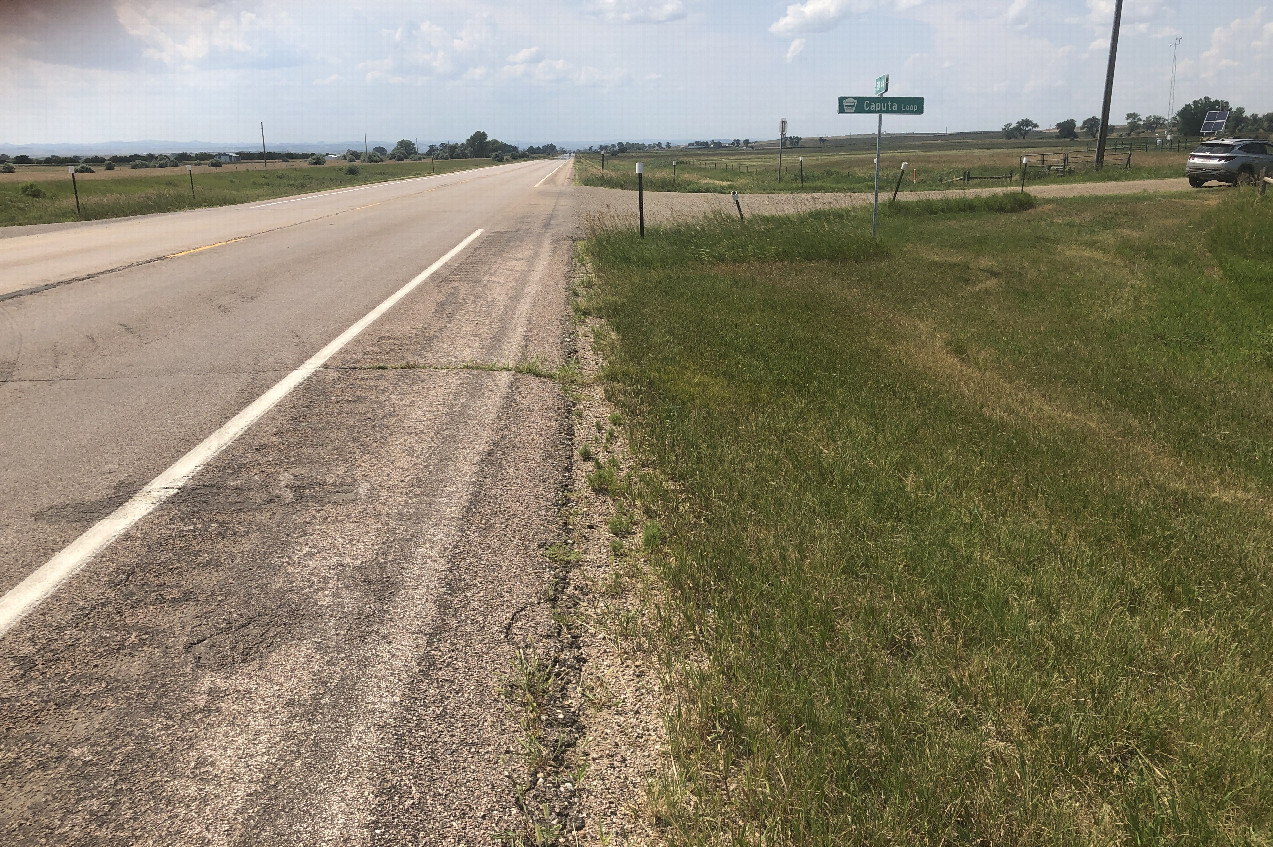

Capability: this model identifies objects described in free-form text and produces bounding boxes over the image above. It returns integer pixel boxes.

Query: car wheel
[1237,168,1257,187]
[1188,177,1206,188]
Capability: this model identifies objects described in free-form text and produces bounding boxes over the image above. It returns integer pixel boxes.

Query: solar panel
[1200,110,1230,135]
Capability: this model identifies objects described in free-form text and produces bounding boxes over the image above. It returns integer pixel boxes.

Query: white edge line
[0,228,485,638]
[534,160,567,189]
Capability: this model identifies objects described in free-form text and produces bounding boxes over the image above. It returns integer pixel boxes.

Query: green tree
[1003,118,1039,140]
[1143,114,1167,133]
[344,149,361,162]
[1125,112,1142,134]
[1080,116,1101,138]
[1176,97,1229,136]
[389,139,417,160]
[465,131,489,158]
[1228,107,1255,134]
[372,146,388,155]
[1055,118,1078,140]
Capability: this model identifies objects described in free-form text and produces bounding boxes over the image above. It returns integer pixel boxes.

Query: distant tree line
[0,131,562,169]
[1043,97,1273,142]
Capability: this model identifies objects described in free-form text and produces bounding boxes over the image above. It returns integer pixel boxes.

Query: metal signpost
[839,82,925,239]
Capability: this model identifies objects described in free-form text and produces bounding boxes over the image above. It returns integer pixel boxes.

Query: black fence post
[636,162,644,238]
[891,162,907,202]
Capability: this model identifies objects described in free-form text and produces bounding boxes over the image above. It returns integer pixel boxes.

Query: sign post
[838,88,926,239]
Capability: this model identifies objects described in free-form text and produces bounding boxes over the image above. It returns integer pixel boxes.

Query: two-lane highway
[0,158,576,844]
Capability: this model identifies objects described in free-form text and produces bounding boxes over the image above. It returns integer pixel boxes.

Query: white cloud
[501,50,628,87]
[1081,0,1176,37]
[786,38,806,61]
[587,0,688,23]
[507,46,542,63]
[1198,7,1273,82]
[770,0,868,36]
[112,1,294,70]
[360,16,495,83]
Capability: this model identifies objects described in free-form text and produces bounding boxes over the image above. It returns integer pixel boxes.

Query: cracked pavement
[0,159,578,845]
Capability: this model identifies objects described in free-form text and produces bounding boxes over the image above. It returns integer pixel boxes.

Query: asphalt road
[0,158,577,845]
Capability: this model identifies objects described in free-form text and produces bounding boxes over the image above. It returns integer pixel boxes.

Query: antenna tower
[1168,36,1182,127]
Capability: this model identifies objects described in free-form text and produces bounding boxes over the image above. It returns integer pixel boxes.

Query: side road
[575,177,1195,226]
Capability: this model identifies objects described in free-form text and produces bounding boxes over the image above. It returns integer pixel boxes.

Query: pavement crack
[325,360,568,382]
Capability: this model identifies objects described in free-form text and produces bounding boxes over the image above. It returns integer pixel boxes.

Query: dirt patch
[565,258,669,846]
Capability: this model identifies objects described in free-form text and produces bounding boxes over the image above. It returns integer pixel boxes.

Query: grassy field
[581,188,1273,843]
[0,158,505,226]
[577,146,1188,194]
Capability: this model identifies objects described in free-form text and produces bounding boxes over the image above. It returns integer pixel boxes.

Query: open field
[0,157,340,183]
[581,189,1273,843]
[577,146,1190,194]
[0,158,506,226]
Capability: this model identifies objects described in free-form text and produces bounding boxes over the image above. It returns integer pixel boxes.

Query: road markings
[167,238,244,258]
[0,228,485,638]
[534,161,567,188]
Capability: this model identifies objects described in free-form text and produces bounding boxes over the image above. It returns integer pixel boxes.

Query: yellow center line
[166,238,243,258]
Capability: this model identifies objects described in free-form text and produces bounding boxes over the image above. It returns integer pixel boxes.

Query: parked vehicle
[1186,138,1273,187]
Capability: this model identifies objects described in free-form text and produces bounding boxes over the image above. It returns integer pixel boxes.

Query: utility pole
[260,122,267,168]
[1094,0,1124,170]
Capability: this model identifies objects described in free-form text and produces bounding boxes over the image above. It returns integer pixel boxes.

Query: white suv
[1186,138,1273,187]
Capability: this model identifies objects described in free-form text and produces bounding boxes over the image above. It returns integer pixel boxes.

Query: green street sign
[839,96,925,115]
[875,74,889,95]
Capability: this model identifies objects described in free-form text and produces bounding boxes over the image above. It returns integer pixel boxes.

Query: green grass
[577,147,1187,194]
[0,158,508,226]
[585,189,1273,844]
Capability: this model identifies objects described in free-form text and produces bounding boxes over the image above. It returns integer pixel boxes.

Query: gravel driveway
[576,177,1195,230]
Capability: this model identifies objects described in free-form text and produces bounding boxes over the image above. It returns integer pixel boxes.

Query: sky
[1,0,1269,149]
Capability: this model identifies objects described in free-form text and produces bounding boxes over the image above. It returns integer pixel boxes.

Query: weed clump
[18,182,43,198]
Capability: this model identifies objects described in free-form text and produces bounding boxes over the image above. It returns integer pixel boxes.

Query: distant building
[214,153,241,163]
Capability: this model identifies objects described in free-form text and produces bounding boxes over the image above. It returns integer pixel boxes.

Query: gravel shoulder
[576,177,1195,228]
